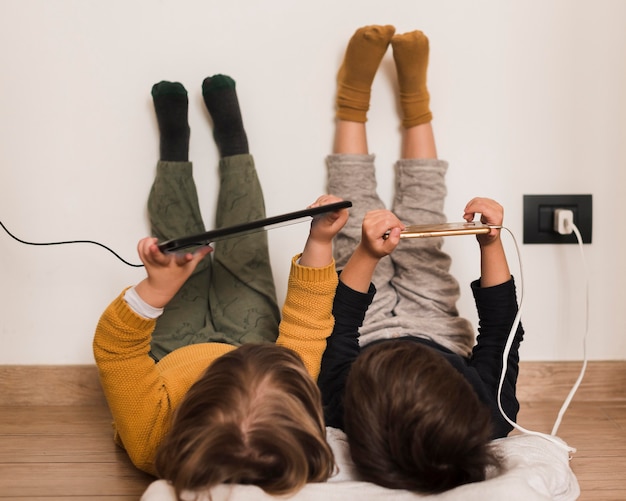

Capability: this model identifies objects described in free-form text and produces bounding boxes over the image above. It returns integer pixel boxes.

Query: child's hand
[360,209,404,259]
[308,194,349,244]
[463,197,512,287]
[337,210,404,294]
[299,195,349,268]
[134,237,213,308]
[463,197,504,247]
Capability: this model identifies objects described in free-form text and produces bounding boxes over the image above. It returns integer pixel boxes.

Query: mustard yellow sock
[391,30,432,128]
[336,25,396,123]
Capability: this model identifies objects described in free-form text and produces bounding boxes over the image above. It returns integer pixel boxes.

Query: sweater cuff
[111,288,157,333]
[471,277,517,299]
[290,253,337,283]
[336,278,375,307]
[471,277,520,318]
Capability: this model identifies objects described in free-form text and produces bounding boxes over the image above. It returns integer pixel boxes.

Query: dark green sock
[151,81,190,161]
[202,75,249,158]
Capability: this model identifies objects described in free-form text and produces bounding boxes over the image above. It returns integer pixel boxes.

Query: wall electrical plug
[553,208,574,235]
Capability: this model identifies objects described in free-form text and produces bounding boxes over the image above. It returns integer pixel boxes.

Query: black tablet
[157,200,352,253]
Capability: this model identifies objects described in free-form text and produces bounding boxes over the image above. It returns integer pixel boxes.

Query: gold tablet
[399,221,491,239]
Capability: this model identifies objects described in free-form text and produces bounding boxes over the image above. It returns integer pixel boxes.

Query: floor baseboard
[0,365,106,406]
[1,361,625,406]
[516,360,626,403]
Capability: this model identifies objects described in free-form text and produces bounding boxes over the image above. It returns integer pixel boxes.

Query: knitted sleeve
[93,290,169,475]
[470,278,524,436]
[318,279,375,430]
[93,290,233,475]
[276,254,338,381]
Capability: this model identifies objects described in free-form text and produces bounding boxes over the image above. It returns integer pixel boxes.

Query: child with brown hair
[317,26,524,493]
[93,75,346,497]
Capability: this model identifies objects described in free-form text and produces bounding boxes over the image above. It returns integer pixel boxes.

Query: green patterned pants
[147,155,280,361]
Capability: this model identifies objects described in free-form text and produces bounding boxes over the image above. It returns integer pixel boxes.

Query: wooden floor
[0,362,625,500]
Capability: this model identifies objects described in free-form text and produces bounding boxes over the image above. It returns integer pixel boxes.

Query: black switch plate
[523,194,592,244]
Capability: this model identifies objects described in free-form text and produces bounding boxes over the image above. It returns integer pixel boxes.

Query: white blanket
[141,428,580,501]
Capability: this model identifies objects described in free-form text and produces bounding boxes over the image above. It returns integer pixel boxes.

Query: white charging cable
[550,211,589,436]
[492,218,588,455]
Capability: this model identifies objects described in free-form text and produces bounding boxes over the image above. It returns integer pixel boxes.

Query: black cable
[0,220,144,268]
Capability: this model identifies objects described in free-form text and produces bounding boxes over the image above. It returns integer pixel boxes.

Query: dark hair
[155,343,334,498]
[344,340,499,493]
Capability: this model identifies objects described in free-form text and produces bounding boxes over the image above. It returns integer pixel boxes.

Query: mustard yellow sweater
[93,254,337,477]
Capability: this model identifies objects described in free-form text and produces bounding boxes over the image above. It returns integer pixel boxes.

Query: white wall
[1,0,624,364]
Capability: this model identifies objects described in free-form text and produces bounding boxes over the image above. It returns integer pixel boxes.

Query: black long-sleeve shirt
[318,277,524,439]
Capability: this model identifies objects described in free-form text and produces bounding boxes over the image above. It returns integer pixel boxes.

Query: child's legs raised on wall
[208,154,280,345]
[147,161,215,361]
[389,158,475,356]
[326,152,398,328]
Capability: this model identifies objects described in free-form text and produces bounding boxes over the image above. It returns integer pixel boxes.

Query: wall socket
[523,194,592,244]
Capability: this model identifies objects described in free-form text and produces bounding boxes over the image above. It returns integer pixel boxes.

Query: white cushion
[141,428,580,501]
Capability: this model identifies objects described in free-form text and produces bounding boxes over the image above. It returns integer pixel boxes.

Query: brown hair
[155,343,334,498]
[344,340,499,493]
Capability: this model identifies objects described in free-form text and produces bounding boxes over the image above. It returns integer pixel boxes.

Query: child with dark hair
[93,75,346,497]
[317,26,524,493]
